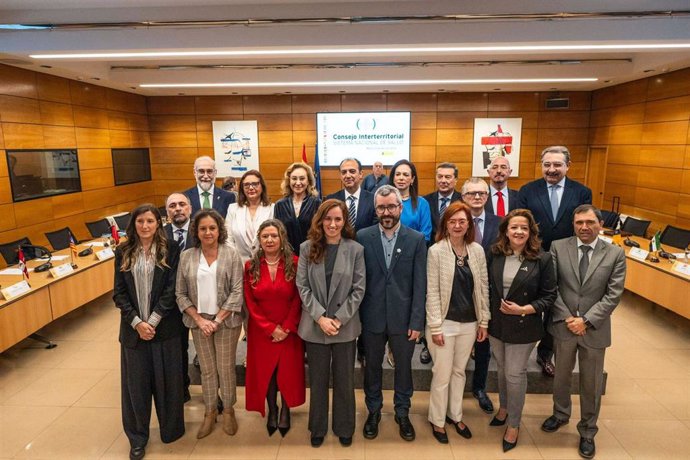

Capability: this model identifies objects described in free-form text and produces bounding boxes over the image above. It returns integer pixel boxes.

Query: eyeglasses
[243,181,261,189]
[195,168,215,176]
[375,204,400,214]
[463,191,488,198]
[448,219,468,226]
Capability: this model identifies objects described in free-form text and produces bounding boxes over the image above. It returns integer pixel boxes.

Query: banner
[472,118,522,177]
[212,120,260,175]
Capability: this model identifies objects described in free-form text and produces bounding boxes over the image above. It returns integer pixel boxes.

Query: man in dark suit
[325,158,377,232]
[485,156,519,217]
[183,156,235,217]
[362,161,389,193]
[424,162,463,240]
[517,146,592,377]
[542,205,626,459]
[461,177,500,414]
[358,185,427,442]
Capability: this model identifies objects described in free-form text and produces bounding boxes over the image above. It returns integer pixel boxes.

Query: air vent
[545,97,569,109]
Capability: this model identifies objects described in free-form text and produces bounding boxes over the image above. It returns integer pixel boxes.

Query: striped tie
[439,197,449,216]
[347,195,357,227]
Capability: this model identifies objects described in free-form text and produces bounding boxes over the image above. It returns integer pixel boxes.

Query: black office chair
[621,216,651,238]
[158,206,168,219]
[0,237,32,265]
[44,227,78,251]
[601,210,620,229]
[660,225,690,250]
[85,219,111,238]
[114,213,132,231]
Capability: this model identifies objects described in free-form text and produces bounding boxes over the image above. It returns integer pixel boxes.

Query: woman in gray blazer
[296,199,366,448]
[426,201,490,444]
[176,209,244,440]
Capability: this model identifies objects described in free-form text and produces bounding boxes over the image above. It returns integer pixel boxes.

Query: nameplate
[95,248,115,261]
[0,280,32,300]
[628,247,649,261]
[672,261,690,277]
[598,235,613,244]
[49,263,75,278]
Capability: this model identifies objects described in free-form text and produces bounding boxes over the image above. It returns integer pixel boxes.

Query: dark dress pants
[121,335,185,448]
[362,329,416,416]
[305,340,356,438]
[471,337,490,392]
[180,327,190,393]
[537,309,554,361]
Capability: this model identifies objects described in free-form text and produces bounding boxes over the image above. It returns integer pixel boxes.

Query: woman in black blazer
[113,204,184,460]
[486,209,557,452]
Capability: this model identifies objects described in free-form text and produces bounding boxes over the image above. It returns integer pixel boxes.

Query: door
[586,146,608,209]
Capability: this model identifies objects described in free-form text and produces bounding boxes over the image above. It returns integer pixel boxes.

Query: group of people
[113,147,626,460]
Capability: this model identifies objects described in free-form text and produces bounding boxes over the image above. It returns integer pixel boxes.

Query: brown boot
[197,410,217,439]
[223,407,238,435]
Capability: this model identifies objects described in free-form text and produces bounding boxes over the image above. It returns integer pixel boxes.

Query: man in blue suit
[358,185,427,442]
[325,158,377,232]
[183,156,235,217]
[424,162,463,240]
[517,145,592,377]
[462,177,500,414]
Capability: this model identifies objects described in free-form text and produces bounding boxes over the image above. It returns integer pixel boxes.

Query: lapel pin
[396,248,402,253]
[520,266,528,271]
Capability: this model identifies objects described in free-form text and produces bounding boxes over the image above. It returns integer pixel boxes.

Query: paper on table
[0,268,22,275]
[86,242,106,247]
[50,255,69,261]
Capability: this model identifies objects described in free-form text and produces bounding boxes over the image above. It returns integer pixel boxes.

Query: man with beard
[517,146,592,377]
[357,185,427,442]
[485,157,519,217]
[184,156,235,217]
[326,158,377,232]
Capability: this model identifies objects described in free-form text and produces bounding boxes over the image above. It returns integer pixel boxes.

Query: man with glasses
[485,157,518,217]
[358,185,427,442]
[183,156,235,217]
[517,146,592,377]
[326,158,377,232]
[461,177,499,415]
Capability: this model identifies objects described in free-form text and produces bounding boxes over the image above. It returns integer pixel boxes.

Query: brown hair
[119,204,170,271]
[389,159,420,210]
[280,162,319,198]
[189,209,228,247]
[491,208,543,260]
[307,199,355,264]
[237,170,270,206]
[247,219,296,286]
[435,201,475,244]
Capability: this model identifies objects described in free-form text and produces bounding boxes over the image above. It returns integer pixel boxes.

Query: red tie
[496,191,506,217]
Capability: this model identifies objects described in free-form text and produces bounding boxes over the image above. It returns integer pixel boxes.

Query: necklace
[451,243,467,267]
[265,257,280,266]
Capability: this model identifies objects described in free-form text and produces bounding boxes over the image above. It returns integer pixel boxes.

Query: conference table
[0,239,115,353]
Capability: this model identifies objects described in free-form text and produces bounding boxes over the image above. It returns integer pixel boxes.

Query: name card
[0,280,32,300]
[628,247,649,262]
[672,261,690,277]
[598,235,613,244]
[95,247,115,261]
[49,263,75,278]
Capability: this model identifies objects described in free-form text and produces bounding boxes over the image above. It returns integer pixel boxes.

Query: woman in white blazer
[426,201,490,444]
[225,170,274,263]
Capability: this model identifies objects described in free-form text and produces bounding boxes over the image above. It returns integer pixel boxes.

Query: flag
[313,143,322,199]
[69,233,78,259]
[17,245,29,279]
[649,230,662,252]
[301,143,308,163]
[111,224,120,245]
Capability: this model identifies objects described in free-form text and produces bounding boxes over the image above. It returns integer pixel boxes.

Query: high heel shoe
[502,427,519,452]
[278,406,291,437]
[266,408,278,437]
[490,414,507,426]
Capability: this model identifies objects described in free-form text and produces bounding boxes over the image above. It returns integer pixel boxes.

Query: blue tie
[549,185,560,221]
[439,197,449,216]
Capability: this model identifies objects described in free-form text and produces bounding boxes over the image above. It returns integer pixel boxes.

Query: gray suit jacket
[175,245,244,329]
[296,238,366,344]
[548,237,626,348]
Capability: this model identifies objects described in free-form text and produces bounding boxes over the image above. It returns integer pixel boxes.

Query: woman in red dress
[244,219,305,437]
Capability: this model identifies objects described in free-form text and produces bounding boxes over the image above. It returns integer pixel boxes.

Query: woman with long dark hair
[389,159,432,241]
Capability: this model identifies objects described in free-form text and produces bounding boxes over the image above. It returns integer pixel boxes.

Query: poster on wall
[471,118,522,177]
[212,120,259,175]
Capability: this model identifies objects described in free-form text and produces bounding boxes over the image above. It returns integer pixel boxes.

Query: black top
[446,255,477,323]
[274,195,322,256]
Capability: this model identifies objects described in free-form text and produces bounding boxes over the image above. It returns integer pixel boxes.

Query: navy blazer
[423,190,462,241]
[517,177,592,250]
[480,212,501,252]
[485,188,519,216]
[184,186,236,217]
[325,189,377,232]
[113,240,183,349]
[356,224,427,335]
[164,223,195,250]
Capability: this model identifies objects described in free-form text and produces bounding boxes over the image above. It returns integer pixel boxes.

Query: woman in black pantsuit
[113,204,185,460]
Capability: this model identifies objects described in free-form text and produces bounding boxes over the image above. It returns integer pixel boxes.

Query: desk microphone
[623,238,640,248]
[78,247,93,257]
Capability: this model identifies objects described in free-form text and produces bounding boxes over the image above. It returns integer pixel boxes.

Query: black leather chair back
[114,213,132,231]
[660,225,690,250]
[601,210,620,229]
[621,216,651,238]
[85,219,111,238]
[44,227,77,251]
[0,237,32,265]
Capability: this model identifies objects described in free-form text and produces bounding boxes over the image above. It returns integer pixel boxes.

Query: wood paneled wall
[0,64,154,259]
[148,92,592,203]
[590,67,690,233]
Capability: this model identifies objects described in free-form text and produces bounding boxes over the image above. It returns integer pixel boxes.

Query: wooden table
[0,240,115,352]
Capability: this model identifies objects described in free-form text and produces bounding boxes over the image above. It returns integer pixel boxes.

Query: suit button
[519,320,523,323]
[337,303,341,306]
[524,292,528,296]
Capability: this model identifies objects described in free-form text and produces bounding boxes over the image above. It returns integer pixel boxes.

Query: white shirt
[196,256,218,315]
[196,184,214,208]
[436,192,453,212]
[577,239,598,263]
[547,177,566,208]
[225,202,275,263]
[489,185,510,213]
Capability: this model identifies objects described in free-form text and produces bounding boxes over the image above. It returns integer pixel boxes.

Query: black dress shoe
[579,437,596,459]
[445,417,472,439]
[536,356,555,377]
[430,423,448,444]
[473,390,494,413]
[310,436,324,447]
[419,346,432,364]
[363,411,381,439]
[395,414,416,441]
[502,428,519,452]
[339,436,352,446]
[489,415,507,426]
[541,415,569,433]
[129,446,145,460]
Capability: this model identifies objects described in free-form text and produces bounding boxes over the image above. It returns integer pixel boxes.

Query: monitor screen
[6,149,81,202]
[112,148,151,186]
[316,112,411,167]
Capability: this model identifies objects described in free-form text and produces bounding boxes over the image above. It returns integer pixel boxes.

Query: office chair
[85,219,112,238]
[659,225,690,251]
[621,216,651,238]
[114,213,132,231]
[600,210,620,229]
[44,227,79,251]
[0,237,33,265]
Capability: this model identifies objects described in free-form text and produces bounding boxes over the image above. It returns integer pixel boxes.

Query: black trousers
[121,335,185,448]
[472,337,491,392]
[181,328,190,393]
[305,340,356,438]
[537,310,554,361]
[362,330,415,416]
